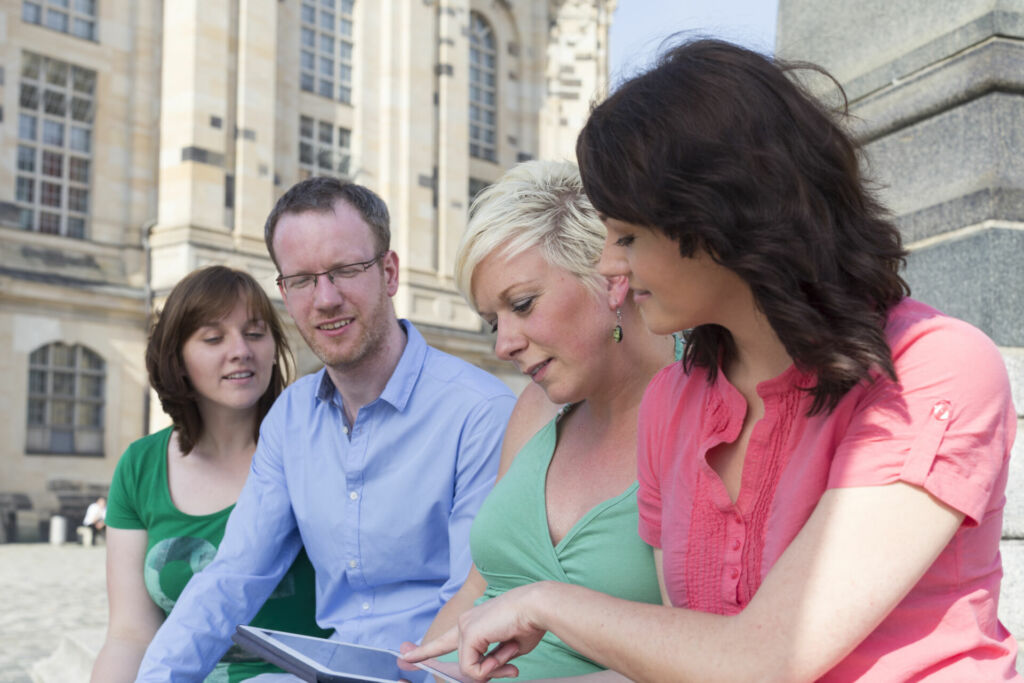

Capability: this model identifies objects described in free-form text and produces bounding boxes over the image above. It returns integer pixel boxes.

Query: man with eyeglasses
[137,177,515,681]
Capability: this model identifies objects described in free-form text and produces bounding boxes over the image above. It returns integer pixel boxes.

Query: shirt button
[932,401,951,421]
[349,491,359,500]
[731,539,741,551]
[730,568,740,580]
[342,426,349,435]
[348,559,358,569]
[361,602,370,611]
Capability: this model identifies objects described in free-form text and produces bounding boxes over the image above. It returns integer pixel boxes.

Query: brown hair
[145,265,293,453]
[264,176,391,270]
[578,38,909,414]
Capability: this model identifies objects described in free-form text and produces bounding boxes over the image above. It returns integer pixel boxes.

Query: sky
[609,0,779,86]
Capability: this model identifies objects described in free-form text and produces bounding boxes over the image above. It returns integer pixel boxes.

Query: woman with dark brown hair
[92,265,331,682]
[406,39,1020,681]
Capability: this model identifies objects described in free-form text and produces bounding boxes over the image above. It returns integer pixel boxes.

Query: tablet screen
[268,630,406,680]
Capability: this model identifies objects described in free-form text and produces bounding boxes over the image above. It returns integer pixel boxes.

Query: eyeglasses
[276,252,387,293]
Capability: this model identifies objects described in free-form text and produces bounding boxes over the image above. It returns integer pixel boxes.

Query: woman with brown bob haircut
[406,39,1019,681]
[93,265,332,682]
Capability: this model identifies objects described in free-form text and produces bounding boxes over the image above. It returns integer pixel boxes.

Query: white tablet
[232,625,469,683]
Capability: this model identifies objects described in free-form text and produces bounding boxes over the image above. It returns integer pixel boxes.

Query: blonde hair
[455,160,606,310]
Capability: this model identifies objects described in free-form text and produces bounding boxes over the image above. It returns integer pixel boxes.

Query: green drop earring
[612,308,623,343]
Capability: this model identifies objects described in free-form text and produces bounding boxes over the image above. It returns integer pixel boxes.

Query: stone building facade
[0,0,615,535]
[777,0,1024,664]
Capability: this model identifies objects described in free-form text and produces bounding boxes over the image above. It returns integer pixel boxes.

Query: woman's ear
[606,274,630,311]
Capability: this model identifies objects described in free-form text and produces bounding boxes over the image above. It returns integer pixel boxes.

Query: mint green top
[460,405,663,680]
[106,427,333,682]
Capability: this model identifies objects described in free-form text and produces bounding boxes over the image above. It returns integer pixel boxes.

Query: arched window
[26,342,105,455]
[469,12,497,162]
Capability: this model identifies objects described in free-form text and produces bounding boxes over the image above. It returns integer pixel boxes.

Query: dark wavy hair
[577,38,909,415]
[145,265,294,454]
[264,176,391,270]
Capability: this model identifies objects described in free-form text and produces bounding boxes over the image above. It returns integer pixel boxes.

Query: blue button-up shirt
[137,321,515,681]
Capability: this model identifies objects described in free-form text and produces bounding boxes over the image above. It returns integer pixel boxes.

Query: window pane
[51,428,74,452]
[320,0,334,7]
[300,115,314,138]
[299,141,313,164]
[42,120,64,146]
[41,182,62,207]
[30,346,49,365]
[18,145,37,172]
[29,369,47,393]
[301,3,315,23]
[300,72,314,92]
[71,18,94,40]
[16,177,35,202]
[23,2,42,23]
[45,9,69,33]
[338,86,351,104]
[338,128,351,147]
[22,53,42,80]
[19,114,37,141]
[77,402,103,427]
[20,83,40,109]
[301,50,315,70]
[42,150,63,177]
[68,187,88,212]
[51,344,74,366]
[319,56,333,76]
[318,79,333,98]
[320,35,334,55]
[52,400,73,424]
[81,348,104,370]
[28,399,47,425]
[71,66,95,94]
[339,40,352,61]
[339,64,351,82]
[75,0,96,15]
[19,209,35,230]
[39,212,61,233]
[317,149,332,169]
[67,216,85,238]
[339,19,352,37]
[53,371,75,395]
[337,154,350,176]
[76,429,103,454]
[78,374,103,398]
[318,121,332,143]
[71,96,93,122]
[69,156,89,182]
[320,11,334,29]
[44,90,67,115]
[301,27,315,48]
[51,0,69,8]
[340,0,353,14]
[70,126,91,152]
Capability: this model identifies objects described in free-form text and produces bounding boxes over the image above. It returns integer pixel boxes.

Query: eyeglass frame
[275,251,389,293]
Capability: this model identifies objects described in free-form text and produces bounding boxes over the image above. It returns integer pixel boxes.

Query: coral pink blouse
[637,298,1020,680]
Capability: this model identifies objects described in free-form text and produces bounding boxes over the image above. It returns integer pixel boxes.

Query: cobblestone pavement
[0,543,107,683]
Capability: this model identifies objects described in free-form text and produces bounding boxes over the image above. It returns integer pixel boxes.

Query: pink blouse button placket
[722,511,745,604]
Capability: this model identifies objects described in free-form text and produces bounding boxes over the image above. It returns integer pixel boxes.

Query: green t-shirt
[106,427,332,682]
[450,405,663,680]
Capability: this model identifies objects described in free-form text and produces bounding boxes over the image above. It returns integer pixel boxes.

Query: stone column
[777,0,1024,665]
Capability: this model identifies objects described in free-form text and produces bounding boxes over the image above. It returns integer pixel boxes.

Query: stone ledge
[850,38,1024,144]
[842,11,1024,103]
